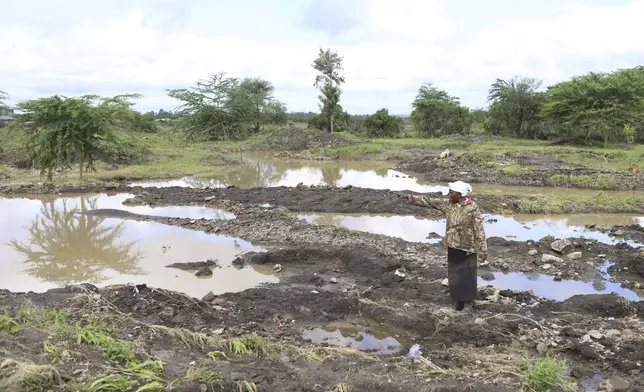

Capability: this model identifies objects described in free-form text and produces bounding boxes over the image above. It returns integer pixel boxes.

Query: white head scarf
[448,180,472,197]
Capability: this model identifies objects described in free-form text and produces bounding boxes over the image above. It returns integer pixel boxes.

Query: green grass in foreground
[520,353,576,392]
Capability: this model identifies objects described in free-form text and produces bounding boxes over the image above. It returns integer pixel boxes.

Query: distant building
[0,107,15,125]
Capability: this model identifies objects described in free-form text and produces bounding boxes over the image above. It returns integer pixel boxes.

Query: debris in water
[273,264,282,273]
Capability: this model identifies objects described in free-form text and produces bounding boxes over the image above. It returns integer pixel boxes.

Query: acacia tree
[410,83,471,136]
[16,94,139,180]
[542,66,644,146]
[486,77,544,139]
[168,73,286,140]
[312,48,345,133]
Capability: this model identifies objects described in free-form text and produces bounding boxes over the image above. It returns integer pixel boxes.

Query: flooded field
[2,157,644,390]
[0,194,275,297]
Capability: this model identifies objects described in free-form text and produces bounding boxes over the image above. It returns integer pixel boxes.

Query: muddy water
[302,321,404,355]
[297,213,644,245]
[131,157,447,193]
[484,270,643,302]
[0,195,276,297]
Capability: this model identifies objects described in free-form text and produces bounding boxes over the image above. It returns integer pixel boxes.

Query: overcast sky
[1,0,643,114]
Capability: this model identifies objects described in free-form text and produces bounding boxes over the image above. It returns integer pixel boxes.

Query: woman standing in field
[401,181,488,313]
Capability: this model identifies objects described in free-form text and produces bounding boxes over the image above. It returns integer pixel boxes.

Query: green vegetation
[500,191,644,215]
[363,108,403,137]
[411,83,471,137]
[520,353,576,392]
[312,48,345,133]
[15,94,141,180]
[168,72,287,141]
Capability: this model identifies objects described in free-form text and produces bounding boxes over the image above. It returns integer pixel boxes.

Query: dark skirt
[447,247,477,303]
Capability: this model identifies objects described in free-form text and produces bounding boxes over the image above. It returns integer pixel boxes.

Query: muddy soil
[1,243,643,391]
[91,195,644,295]
[396,152,644,191]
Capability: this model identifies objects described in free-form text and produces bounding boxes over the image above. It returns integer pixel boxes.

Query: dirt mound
[252,127,361,151]
[125,185,515,216]
[557,294,637,318]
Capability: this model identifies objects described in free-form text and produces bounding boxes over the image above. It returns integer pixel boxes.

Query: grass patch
[226,333,276,357]
[506,191,644,214]
[234,380,259,392]
[547,173,617,190]
[82,360,168,392]
[0,313,21,335]
[499,163,533,175]
[520,353,576,392]
[460,151,496,166]
[185,364,223,389]
[76,323,137,362]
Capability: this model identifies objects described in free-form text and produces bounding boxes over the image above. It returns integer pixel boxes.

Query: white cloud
[1,0,643,114]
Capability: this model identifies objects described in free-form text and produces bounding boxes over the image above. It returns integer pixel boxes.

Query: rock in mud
[528,249,538,256]
[166,259,218,271]
[605,376,630,391]
[542,254,563,263]
[567,251,583,260]
[551,239,573,253]
[560,294,636,318]
[201,291,216,302]
[480,272,495,281]
[195,267,213,277]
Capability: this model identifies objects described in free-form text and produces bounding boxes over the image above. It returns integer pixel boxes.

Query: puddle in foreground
[481,270,643,302]
[298,213,644,245]
[0,195,274,297]
[302,322,403,355]
[131,157,447,193]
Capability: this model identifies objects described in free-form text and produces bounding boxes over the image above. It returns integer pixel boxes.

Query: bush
[363,109,403,138]
[98,137,150,165]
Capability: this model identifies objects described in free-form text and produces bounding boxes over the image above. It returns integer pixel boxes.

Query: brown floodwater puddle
[0,194,277,297]
[302,321,406,355]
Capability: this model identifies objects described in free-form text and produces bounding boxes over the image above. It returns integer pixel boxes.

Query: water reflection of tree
[8,196,143,285]
[320,166,342,187]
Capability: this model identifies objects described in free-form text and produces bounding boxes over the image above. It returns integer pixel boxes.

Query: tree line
[1,48,644,179]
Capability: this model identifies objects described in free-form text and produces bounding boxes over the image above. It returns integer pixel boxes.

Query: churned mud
[1,243,643,391]
[2,182,644,390]
[396,152,644,191]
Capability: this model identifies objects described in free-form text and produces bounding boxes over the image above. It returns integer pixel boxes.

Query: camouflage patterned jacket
[409,195,488,256]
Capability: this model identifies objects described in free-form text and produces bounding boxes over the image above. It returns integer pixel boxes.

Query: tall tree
[16,94,139,180]
[542,66,644,146]
[312,48,345,133]
[410,83,471,136]
[486,77,544,139]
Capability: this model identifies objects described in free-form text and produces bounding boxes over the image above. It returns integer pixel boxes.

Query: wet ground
[2,158,644,390]
[396,151,644,191]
